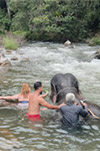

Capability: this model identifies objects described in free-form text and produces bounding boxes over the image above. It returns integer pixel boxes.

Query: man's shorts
[26,113,40,119]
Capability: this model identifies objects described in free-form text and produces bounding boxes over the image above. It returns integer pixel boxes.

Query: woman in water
[0,83,31,108]
[0,83,48,109]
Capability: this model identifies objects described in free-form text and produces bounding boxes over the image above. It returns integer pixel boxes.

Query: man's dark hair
[34,82,42,90]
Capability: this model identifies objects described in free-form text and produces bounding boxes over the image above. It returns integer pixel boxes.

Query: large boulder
[94,49,100,59]
[0,53,11,67]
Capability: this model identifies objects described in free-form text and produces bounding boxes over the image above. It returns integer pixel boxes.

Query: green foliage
[3,37,18,50]
[13,30,27,37]
[0,0,6,9]
[1,0,100,42]
[89,37,100,46]
[0,9,10,34]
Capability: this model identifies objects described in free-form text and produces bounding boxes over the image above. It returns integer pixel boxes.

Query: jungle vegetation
[0,0,100,43]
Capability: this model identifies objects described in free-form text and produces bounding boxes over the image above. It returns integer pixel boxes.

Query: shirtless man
[26,81,63,120]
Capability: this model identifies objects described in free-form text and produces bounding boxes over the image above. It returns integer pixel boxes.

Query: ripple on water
[0,42,100,151]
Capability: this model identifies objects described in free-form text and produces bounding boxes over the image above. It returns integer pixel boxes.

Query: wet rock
[64,40,71,46]
[0,53,11,67]
[11,57,18,61]
[94,49,100,59]
[64,40,74,48]
[6,50,12,54]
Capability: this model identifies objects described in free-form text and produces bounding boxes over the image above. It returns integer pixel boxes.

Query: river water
[0,42,100,151]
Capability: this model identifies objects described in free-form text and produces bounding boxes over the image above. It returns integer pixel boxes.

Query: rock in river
[0,53,11,67]
[94,48,100,59]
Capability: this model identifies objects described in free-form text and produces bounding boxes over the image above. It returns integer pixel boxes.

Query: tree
[5,0,11,20]
[1,0,100,42]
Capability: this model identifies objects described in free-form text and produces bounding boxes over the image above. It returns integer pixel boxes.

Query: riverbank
[86,31,100,46]
[0,31,26,51]
[0,30,100,52]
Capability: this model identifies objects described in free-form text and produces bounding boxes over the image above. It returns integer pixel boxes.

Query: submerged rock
[11,57,18,61]
[0,53,11,67]
[94,49,100,59]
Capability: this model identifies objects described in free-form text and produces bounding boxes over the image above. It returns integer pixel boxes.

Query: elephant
[50,73,100,119]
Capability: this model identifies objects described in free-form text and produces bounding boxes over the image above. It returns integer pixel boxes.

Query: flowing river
[0,42,100,151]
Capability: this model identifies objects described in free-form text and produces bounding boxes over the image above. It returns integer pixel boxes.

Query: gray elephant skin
[50,73,100,118]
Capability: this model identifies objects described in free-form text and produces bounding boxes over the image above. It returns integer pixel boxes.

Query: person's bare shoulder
[29,93,34,100]
[39,95,43,101]
[39,96,45,103]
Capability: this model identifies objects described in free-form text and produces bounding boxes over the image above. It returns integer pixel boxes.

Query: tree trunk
[5,0,11,20]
